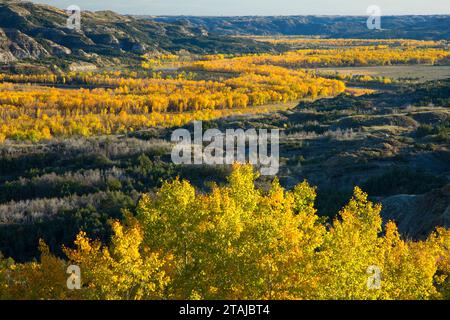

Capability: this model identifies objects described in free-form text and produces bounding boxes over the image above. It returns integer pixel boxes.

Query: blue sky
[30,0,450,15]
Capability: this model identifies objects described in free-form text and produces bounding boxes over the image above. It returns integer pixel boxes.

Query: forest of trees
[0,54,345,142]
[1,43,448,142]
[231,46,450,68]
[0,164,449,300]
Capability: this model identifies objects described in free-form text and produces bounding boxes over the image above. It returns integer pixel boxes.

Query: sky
[29,0,450,16]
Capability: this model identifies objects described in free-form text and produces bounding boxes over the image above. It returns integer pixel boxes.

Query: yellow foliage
[1,164,449,300]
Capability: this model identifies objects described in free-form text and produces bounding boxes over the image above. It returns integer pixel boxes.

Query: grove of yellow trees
[229,46,450,68]
[1,164,449,300]
[0,42,448,142]
[254,37,447,48]
[0,54,345,141]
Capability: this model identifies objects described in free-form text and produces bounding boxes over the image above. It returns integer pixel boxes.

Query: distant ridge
[148,15,450,40]
[0,1,276,65]
[0,1,448,67]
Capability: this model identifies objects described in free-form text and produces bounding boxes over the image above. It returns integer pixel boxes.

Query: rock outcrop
[381,184,450,239]
[0,0,272,64]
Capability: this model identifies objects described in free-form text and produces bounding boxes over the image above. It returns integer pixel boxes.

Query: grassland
[315,65,450,83]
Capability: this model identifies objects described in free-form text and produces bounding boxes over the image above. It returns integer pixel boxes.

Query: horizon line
[133,14,450,17]
[17,1,450,16]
